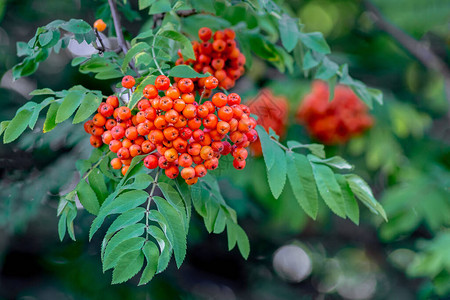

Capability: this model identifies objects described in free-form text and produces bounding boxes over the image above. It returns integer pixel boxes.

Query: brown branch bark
[364,0,450,102]
[107,0,140,77]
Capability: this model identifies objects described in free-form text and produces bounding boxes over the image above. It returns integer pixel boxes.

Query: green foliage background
[0,0,448,299]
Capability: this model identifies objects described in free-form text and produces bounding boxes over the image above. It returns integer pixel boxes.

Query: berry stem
[145,168,161,240]
[220,87,229,96]
[151,34,166,77]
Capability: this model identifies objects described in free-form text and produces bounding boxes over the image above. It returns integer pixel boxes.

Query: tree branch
[108,0,140,77]
[108,0,128,54]
[364,0,450,102]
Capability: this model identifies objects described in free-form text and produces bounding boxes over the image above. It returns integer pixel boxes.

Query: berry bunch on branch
[84,74,258,185]
[296,81,374,145]
[175,27,245,90]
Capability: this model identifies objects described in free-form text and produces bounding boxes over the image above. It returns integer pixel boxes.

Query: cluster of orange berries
[84,74,258,185]
[296,80,373,145]
[175,27,245,92]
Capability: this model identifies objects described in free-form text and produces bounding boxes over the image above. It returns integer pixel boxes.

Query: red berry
[122,75,136,89]
[144,154,158,169]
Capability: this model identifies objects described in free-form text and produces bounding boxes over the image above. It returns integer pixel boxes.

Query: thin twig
[82,152,110,180]
[151,34,166,76]
[94,29,106,53]
[364,0,450,102]
[270,138,289,151]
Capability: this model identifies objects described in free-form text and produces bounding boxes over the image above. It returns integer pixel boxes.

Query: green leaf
[298,32,330,54]
[105,207,146,242]
[345,174,387,221]
[128,75,156,109]
[71,56,87,67]
[139,242,159,285]
[43,102,60,132]
[310,162,346,218]
[95,69,124,80]
[149,0,171,14]
[158,182,188,232]
[146,225,172,273]
[308,155,353,170]
[153,196,187,268]
[204,201,220,233]
[3,109,33,143]
[38,31,53,47]
[315,57,339,80]
[135,52,153,67]
[226,220,237,251]
[278,14,298,52]
[90,190,149,239]
[213,209,227,234]
[234,223,250,259]
[105,236,145,275]
[335,174,359,225]
[58,210,67,241]
[61,19,92,34]
[225,221,250,259]
[159,30,195,60]
[73,92,102,124]
[287,141,325,158]
[139,0,155,10]
[267,144,287,199]
[66,203,77,241]
[368,88,383,105]
[103,223,146,264]
[56,90,84,123]
[30,88,55,96]
[76,180,100,215]
[29,97,54,129]
[255,125,275,170]
[88,169,108,204]
[0,121,10,137]
[111,248,144,284]
[121,42,150,72]
[79,57,113,73]
[286,152,319,219]
[168,65,209,78]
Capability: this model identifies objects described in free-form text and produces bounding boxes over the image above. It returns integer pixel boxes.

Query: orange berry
[185,177,198,185]
[165,165,179,179]
[144,154,158,169]
[117,106,131,120]
[109,140,122,153]
[110,157,122,169]
[155,75,170,90]
[121,165,129,176]
[141,140,156,153]
[212,92,227,107]
[143,84,158,99]
[93,19,107,32]
[90,135,103,148]
[181,167,196,180]
[179,153,193,168]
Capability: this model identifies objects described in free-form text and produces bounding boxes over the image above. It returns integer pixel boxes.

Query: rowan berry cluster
[247,89,289,156]
[296,80,373,145]
[175,27,245,92]
[84,75,258,185]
